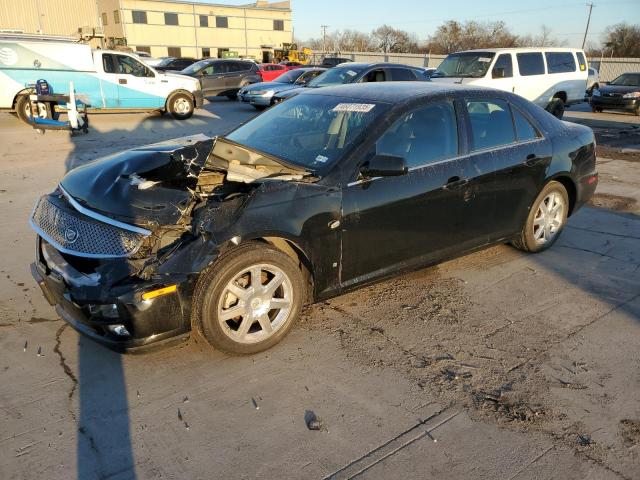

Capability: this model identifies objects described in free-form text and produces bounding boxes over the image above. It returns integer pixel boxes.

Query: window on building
[202,47,211,58]
[101,12,108,26]
[376,101,458,168]
[164,13,179,26]
[136,46,151,55]
[466,99,516,150]
[274,19,284,31]
[216,16,228,28]
[516,52,545,76]
[545,52,576,74]
[492,53,513,78]
[113,10,120,24]
[199,15,208,27]
[168,47,182,57]
[132,11,147,24]
[217,48,229,58]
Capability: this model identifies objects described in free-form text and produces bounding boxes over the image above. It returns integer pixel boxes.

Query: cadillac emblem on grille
[30,195,147,258]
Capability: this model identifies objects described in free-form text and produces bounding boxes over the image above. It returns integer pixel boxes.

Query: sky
[202,0,640,48]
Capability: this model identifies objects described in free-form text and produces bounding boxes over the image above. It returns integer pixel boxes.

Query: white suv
[430,47,589,119]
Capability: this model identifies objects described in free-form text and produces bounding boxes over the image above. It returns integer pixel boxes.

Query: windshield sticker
[314,155,329,163]
[346,70,358,76]
[331,103,376,113]
[478,57,492,62]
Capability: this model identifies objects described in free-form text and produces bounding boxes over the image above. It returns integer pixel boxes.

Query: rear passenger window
[517,52,545,76]
[545,52,576,73]
[376,101,458,168]
[390,68,417,81]
[362,69,386,82]
[466,99,515,150]
[576,52,587,72]
[492,53,513,78]
[512,107,539,142]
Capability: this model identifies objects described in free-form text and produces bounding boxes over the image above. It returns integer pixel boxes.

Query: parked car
[29,82,598,354]
[179,59,261,99]
[279,61,303,68]
[257,63,289,81]
[430,47,589,119]
[238,67,326,109]
[0,34,202,121]
[272,62,430,103]
[591,72,640,115]
[321,57,352,67]
[154,57,197,72]
[586,67,600,95]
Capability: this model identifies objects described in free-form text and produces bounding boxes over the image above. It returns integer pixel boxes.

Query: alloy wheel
[532,191,565,244]
[217,263,293,344]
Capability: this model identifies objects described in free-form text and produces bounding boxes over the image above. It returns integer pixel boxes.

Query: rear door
[461,96,551,240]
[514,52,547,105]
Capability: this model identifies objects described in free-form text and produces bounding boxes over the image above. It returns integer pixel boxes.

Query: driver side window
[116,55,153,77]
[376,101,458,168]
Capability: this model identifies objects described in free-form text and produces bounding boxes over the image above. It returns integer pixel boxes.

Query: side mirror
[492,67,505,79]
[361,154,408,177]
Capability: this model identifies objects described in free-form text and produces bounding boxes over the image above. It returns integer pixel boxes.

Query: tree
[424,20,519,54]
[519,25,567,47]
[371,25,417,53]
[601,23,640,57]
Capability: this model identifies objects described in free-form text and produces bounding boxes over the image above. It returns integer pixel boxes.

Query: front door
[113,54,162,108]
[340,99,493,286]
[200,61,227,95]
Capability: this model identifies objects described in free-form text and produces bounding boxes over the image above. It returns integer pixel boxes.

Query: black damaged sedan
[30,83,598,354]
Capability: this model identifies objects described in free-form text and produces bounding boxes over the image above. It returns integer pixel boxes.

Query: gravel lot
[0,98,638,480]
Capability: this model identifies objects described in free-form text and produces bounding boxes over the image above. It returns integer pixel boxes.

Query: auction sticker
[331,103,375,113]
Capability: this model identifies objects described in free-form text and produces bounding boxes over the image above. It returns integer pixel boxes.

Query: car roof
[332,62,420,69]
[302,81,497,103]
[453,47,585,54]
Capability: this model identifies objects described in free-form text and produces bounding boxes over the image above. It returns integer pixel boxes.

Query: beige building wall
[0,0,102,45]
[98,0,292,59]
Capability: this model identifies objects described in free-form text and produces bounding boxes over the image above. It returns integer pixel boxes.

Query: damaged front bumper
[31,236,193,352]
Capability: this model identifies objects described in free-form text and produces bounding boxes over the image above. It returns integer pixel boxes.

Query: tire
[252,105,267,111]
[167,92,194,120]
[547,98,565,119]
[512,181,569,253]
[192,242,305,355]
[15,94,33,124]
[634,105,640,117]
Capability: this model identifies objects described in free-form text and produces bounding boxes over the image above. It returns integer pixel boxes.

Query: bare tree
[519,25,567,47]
[371,25,417,53]
[601,23,640,57]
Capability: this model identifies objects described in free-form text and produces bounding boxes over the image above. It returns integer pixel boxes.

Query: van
[0,34,203,123]
[430,47,589,118]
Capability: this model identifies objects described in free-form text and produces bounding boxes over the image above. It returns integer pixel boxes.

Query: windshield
[432,52,496,78]
[225,94,390,173]
[181,60,210,75]
[307,66,364,88]
[610,73,640,87]
[274,69,305,84]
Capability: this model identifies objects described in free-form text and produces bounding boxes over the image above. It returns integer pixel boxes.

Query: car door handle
[524,154,544,166]
[443,176,469,190]
[118,78,127,85]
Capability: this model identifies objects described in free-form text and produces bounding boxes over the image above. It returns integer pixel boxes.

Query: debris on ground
[305,410,322,431]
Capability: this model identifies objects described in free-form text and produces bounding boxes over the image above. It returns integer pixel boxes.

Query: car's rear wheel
[512,181,569,253]
[168,92,194,120]
[591,105,603,113]
[252,105,267,111]
[547,98,565,119]
[193,242,304,354]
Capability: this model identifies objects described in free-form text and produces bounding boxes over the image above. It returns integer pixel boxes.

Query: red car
[257,63,290,81]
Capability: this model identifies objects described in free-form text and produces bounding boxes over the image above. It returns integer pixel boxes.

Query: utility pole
[582,3,594,50]
[321,25,328,54]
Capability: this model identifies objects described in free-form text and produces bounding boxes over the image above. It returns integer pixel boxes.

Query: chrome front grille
[30,195,146,258]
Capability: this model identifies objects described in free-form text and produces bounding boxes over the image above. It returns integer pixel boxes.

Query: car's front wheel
[512,181,569,253]
[193,242,304,354]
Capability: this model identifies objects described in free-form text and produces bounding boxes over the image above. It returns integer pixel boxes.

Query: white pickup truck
[0,34,203,123]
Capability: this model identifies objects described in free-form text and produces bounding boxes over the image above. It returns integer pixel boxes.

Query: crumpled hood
[60,135,212,228]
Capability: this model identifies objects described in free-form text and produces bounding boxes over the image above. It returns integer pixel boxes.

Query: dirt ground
[0,99,639,480]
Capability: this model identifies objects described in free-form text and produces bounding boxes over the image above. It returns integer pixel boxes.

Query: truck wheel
[192,242,305,355]
[168,92,194,120]
[547,98,565,119]
[15,95,33,124]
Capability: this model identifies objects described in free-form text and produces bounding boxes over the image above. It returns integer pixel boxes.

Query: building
[0,0,102,46]
[98,0,292,60]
